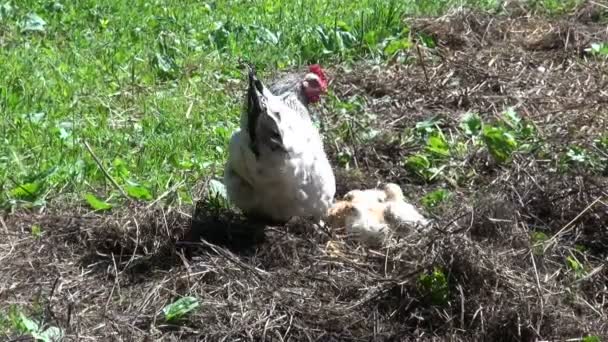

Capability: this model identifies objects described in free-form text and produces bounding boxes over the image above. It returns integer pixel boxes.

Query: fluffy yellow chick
[326,187,386,229]
[326,183,429,246]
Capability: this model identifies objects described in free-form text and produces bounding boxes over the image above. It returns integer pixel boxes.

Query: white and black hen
[223,64,336,225]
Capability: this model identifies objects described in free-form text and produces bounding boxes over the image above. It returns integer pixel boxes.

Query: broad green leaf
[415,117,442,137]
[32,326,64,342]
[126,185,153,201]
[481,126,517,163]
[259,27,279,44]
[587,42,608,56]
[208,179,227,200]
[16,312,39,333]
[163,296,199,321]
[0,3,13,20]
[207,179,230,208]
[84,193,113,211]
[50,2,64,12]
[566,146,587,164]
[405,154,430,171]
[21,13,46,33]
[530,231,549,255]
[460,112,482,137]
[566,255,585,278]
[31,224,42,238]
[112,158,130,179]
[404,154,439,181]
[418,267,449,306]
[363,30,378,46]
[502,107,521,128]
[337,150,353,168]
[10,182,41,200]
[25,112,46,123]
[594,135,608,151]
[421,189,451,209]
[336,20,350,31]
[517,122,537,140]
[383,38,411,56]
[425,132,450,157]
[530,231,549,244]
[156,53,174,73]
[417,32,436,48]
[582,336,601,342]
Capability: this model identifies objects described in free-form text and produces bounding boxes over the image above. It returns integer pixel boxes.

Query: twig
[543,196,604,252]
[530,252,544,335]
[196,239,269,279]
[438,211,472,235]
[66,301,73,329]
[83,140,129,199]
[416,44,429,84]
[185,101,194,119]
[458,284,465,330]
[589,0,608,10]
[0,217,15,263]
[42,276,60,327]
[146,180,185,209]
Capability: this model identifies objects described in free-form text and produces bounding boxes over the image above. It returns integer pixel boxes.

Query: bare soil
[2,4,608,341]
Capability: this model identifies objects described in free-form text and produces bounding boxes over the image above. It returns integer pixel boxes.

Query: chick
[343,188,387,204]
[343,200,391,246]
[381,183,430,234]
[326,186,386,228]
[326,183,430,246]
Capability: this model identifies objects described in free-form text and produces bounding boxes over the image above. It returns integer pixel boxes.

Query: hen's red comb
[308,64,328,87]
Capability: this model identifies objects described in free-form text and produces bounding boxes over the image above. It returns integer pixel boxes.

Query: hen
[223,64,336,225]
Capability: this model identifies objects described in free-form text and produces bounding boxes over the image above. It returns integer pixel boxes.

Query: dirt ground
[2,4,608,341]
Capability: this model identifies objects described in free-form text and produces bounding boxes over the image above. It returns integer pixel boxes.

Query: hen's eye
[307,80,320,88]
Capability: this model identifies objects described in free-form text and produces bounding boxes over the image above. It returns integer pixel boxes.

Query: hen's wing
[268,71,301,96]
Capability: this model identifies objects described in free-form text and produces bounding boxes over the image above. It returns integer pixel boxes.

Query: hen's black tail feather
[244,63,266,157]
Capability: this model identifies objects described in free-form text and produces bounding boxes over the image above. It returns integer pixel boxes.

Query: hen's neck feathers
[269,73,310,107]
[243,73,311,126]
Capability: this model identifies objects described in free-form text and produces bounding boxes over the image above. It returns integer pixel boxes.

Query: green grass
[0,0,580,209]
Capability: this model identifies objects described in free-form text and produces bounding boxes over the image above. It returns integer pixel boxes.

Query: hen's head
[302,64,328,103]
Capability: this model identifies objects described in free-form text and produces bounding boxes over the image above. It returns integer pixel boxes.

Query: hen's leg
[311,214,332,238]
